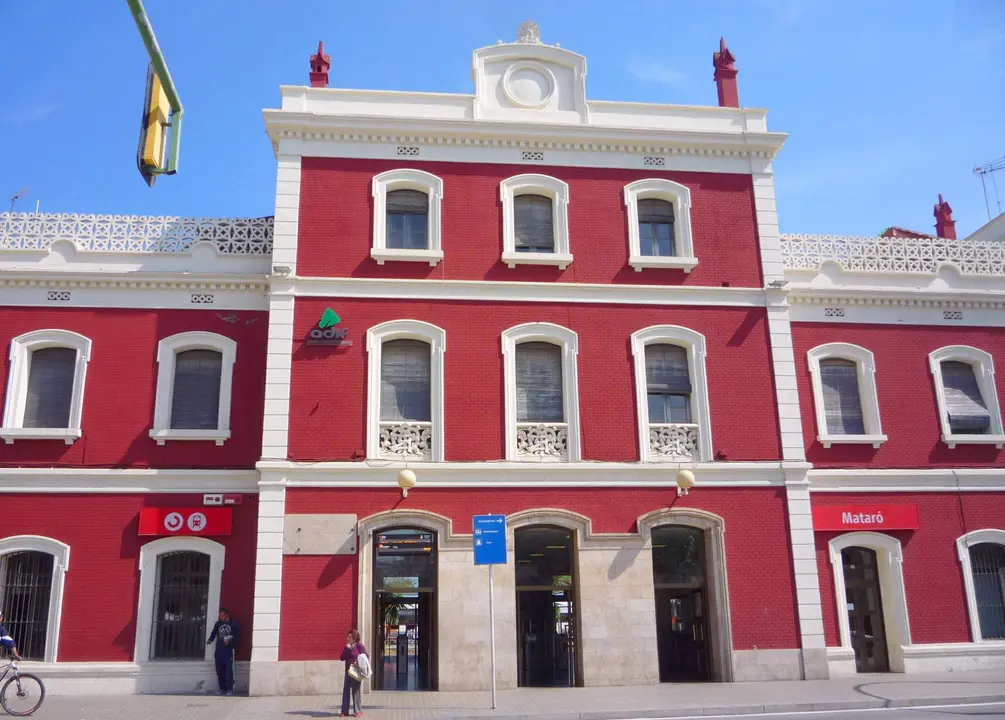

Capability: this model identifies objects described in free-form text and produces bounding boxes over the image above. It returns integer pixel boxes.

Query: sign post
[473,514,506,710]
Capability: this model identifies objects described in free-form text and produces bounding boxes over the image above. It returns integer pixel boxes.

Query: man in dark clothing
[207,608,239,695]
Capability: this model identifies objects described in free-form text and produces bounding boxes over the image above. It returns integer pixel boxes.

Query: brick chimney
[934,194,957,240]
[309,41,330,88]
[712,37,739,108]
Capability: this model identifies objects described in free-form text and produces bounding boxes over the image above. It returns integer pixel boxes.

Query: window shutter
[170,350,223,430]
[645,345,690,393]
[514,195,554,252]
[819,358,865,434]
[516,342,563,423]
[638,198,674,223]
[386,190,429,250]
[386,189,428,213]
[941,361,991,433]
[380,339,431,422]
[23,347,76,428]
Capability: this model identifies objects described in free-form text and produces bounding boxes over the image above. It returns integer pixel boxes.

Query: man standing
[207,608,239,695]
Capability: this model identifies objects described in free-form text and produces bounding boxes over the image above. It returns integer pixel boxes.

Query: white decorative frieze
[0,213,273,256]
[516,422,569,459]
[781,233,1005,277]
[649,423,700,460]
[378,422,432,460]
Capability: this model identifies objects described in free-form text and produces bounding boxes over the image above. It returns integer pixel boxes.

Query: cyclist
[0,613,21,661]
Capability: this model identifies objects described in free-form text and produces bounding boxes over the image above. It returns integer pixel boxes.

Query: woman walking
[340,629,367,717]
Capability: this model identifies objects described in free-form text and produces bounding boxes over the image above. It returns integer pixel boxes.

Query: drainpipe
[126,0,184,174]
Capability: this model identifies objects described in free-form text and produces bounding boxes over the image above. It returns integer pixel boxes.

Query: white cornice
[789,288,1005,309]
[290,275,767,307]
[258,459,810,488]
[0,468,260,494]
[809,468,1005,493]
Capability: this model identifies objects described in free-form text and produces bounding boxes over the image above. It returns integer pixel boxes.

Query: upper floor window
[366,321,445,462]
[150,332,236,446]
[929,346,1005,449]
[631,326,712,462]
[502,323,581,461]
[807,343,886,448]
[623,179,697,272]
[371,169,444,266]
[1,329,92,445]
[500,175,572,269]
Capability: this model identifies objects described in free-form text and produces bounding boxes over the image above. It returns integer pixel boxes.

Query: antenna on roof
[9,187,27,213]
[974,156,1005,221]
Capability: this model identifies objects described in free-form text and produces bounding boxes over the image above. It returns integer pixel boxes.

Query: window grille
[0,552,53,661]
[513,195,554,252]
[170,350,223,430]
[151,551,211,660]
[820,358,865,434]
[941,361,991,434]
[24,348,76,429]
[970,543,1005,640]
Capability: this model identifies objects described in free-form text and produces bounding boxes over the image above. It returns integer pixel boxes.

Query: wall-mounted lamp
[397,468,417,498]
[676,469,696,497]
[768,279,788,288]
[272,265,292,277]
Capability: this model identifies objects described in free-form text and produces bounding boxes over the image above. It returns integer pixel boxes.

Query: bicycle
[0,658,44,716]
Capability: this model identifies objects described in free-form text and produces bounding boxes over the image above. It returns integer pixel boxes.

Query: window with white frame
[631,326,712,462]
[502,323,581,462]
[956,529,1005,643]
[371,169,444,266]
[807,343,886,448]
[500,174,572,269]
[134,537,224,663]
[0,536,70,663]
[1,329,92,444]
[150,332,236,446]
[366,321,445,462]
[623,179,697,272]
[929,346,1005,448]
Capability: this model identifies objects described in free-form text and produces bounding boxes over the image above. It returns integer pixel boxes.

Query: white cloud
[1,105,58,128]
[754,0,825,26]
[627,60,686,87]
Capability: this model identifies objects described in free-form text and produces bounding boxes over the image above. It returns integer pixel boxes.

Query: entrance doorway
[515,526,580,687]
[841,546,889,673]
[652,526,710,682]
[373,528,437,690]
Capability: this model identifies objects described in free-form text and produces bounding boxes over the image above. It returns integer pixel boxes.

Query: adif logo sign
[307,308,353,347]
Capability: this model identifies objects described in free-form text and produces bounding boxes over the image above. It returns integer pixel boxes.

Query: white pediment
[472,22,588,124]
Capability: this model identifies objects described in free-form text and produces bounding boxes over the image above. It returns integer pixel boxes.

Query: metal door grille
[0,552,54,661]
[151,551,210,660]
[970,543,1005,640]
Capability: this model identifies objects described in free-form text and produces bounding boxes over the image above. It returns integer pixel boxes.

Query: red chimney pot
[309,41,330,88]
[712,37,739,108]
[934,193,957,240]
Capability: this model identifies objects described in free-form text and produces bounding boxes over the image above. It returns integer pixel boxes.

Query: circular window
[502,62,556,109]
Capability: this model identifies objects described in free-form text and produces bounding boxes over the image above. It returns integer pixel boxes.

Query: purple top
[340,641,367,670]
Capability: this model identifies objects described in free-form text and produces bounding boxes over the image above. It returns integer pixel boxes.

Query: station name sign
[811,504,919,531]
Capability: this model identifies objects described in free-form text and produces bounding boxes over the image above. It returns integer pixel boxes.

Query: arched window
[500,175,572,269]
[1,330,92,444]
[0,536,70,662]
[371,169,444,266]
[807,343,886,448]
[623,179,697,272]
[956,529,1005,642]
[929,346,1005,448]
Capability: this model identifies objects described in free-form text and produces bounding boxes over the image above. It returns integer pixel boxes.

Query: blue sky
[1,0,1003,237]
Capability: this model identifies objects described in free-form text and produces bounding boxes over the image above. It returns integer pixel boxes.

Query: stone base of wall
[731,649,804,681]
[827,643,1005,676]
[18,661,249,695]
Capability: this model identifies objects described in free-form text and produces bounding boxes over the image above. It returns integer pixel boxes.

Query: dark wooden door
[842,547,889,673]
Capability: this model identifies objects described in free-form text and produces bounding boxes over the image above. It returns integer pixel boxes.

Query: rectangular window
[969,543,1005,640]
[645,344,691,424]
[514,195,555,253]
[516,342,563,423]
[0,551,53,661]
[151,551,210,660]
[637,199,675,257]
[23,347,76,429]
[380,340,431,422]
[170,350,223,430]
[942,361,991,434]
[386,189,429,250]
[820,358,866,434]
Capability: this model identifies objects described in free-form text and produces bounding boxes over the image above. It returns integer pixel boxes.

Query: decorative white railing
[649,423,700,460]
[516,422,568,459]
[378,422,432,460]
[781,233,1005,277]
[0,212,273,256]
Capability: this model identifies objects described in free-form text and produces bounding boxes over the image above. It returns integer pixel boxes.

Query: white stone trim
[262,285,294,461]
[956,528,1005,644]
[1,329,91,444]
[365,320,446,462]
[766,297,806,461]
[827,531,912,672]
[806,343,887,448]
[0,467,259,494]
[623,179,697,272]
[499,174,572,269]
[149,332,237,446]
[0,535,70,662]
[134,536,225,663]
[10,660,251,696]
[250,480,285,683]
[370,169,444,266]
[809,467,1005,493]
[630,325,712,462]
[928,345,1005,449]
[501,323,581,461]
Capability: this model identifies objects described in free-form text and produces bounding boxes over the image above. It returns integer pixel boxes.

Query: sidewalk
[34,670,1005,720]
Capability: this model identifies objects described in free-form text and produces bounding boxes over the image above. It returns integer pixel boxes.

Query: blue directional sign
[473,514,507,565]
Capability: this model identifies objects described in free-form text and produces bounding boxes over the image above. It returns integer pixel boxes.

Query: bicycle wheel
[1,673,45,716]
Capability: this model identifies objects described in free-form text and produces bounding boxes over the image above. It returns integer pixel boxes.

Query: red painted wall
[287,298,781,462]
[0,493,258,662]
[0,308,267,468]
[278,487,799,660]
[814,492,1005,646]
[792,324,1005,468]
[297,158,763,287]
